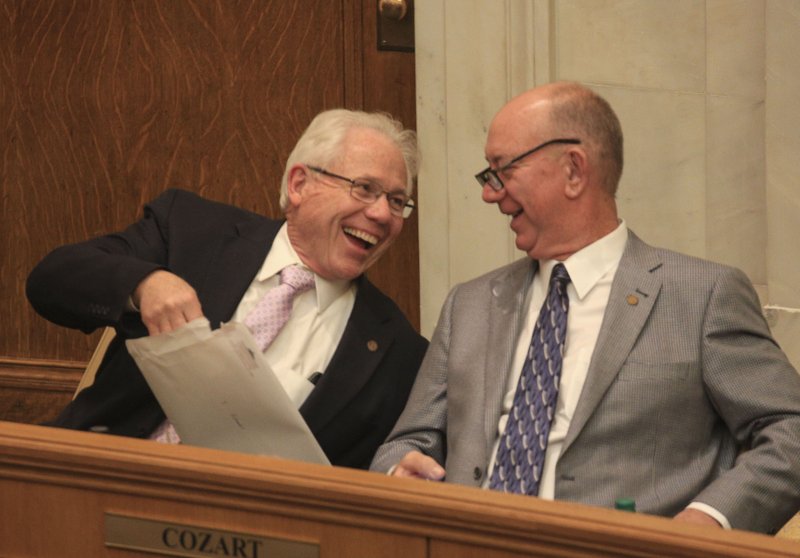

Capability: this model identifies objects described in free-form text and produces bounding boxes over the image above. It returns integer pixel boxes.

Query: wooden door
[0,0,417,424]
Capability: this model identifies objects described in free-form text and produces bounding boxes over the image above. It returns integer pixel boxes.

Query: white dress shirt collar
[257,224,352,313]
[538,220,628,300]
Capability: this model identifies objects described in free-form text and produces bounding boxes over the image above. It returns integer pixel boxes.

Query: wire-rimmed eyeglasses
[306,165,415,219]
[474,138,582,191]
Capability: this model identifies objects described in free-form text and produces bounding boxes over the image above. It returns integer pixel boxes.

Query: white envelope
[126,319,330,465]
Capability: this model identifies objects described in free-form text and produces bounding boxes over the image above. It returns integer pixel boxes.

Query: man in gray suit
[370,82,800,533]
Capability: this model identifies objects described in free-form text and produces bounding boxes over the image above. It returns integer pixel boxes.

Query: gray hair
[547,83,624,195]
[279,109,419,210]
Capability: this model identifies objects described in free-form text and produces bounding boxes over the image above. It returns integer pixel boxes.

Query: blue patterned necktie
[489,263,571,496]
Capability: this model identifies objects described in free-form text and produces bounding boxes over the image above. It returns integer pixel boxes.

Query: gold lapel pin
[626,294,639,306]
[367,340,379,352]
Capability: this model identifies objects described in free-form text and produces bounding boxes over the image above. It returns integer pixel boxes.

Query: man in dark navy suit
[27,109,427,469]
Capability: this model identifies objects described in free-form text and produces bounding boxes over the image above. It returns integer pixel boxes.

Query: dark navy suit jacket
[27,188,428,469]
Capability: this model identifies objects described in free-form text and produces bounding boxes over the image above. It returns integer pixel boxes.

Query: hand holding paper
[126,319,329,465]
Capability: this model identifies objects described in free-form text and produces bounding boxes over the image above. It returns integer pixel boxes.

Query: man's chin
[513,237,533,256]
[331,260,370,281]
[517,242,543,261]
[335,246,389,279]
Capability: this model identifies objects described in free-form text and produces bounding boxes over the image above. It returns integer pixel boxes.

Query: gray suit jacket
[371,231,800,533]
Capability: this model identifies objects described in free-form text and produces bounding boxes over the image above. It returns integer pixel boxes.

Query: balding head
[481,82,622,260]
[495,82,624,195]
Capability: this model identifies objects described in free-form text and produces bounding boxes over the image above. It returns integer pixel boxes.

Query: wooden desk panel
[1,421,797,558]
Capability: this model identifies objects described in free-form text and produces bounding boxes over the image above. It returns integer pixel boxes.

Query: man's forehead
[486,102,550,156]
[485,120,529,158]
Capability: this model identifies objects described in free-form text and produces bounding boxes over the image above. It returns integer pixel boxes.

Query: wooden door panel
[360,0,419,332]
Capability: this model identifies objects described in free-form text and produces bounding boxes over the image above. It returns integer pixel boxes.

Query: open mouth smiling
[344,226,379,249]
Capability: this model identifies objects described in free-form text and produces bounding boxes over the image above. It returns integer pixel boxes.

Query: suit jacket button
[473,467,482,480]
[367,340,378,352]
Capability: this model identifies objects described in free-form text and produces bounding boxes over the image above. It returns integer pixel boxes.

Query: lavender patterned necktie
[489,263,571,496]
[244,265,315,351]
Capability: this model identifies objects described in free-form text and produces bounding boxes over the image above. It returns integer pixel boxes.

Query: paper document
[126,319,329,465]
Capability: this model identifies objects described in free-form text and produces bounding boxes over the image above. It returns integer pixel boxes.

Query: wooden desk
[1,421,797,557]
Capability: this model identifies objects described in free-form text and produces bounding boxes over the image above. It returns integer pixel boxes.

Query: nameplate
[105,513,319,558]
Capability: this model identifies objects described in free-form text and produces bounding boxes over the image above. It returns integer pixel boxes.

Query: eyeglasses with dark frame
[474,138,582,191]
[306,165,415,219]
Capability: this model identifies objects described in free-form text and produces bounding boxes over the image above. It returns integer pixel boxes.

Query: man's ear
[563,148,587,199]
[286,164,309,207]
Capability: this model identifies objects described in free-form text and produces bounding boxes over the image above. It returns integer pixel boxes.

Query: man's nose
[365,193,394,221]
[481,183,506,204]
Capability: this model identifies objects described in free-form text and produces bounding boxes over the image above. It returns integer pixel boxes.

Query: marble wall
[415,0,799,368]
[765,0,800,367]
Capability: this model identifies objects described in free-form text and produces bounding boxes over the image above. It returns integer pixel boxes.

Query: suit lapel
[562,232,663,452]
[197,219,282,328]
[483,259,535,460]
[300,277,392,432]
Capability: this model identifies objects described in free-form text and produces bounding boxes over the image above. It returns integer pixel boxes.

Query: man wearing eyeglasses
[371,82,800,533]
[27,109,428,469]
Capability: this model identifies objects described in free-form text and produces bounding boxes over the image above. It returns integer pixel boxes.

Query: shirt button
[473,467,482,480]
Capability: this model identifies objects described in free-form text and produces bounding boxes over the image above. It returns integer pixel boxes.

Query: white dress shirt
[231,224,356,407]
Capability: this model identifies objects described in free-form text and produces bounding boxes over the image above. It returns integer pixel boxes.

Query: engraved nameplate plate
[105,513,319,558]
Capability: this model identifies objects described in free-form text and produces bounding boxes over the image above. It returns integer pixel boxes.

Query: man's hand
[391,451,446,481]
[673,508,723,528]
[132,270,204,335]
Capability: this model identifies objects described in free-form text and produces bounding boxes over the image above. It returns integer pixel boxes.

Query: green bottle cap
[614,498,636,512]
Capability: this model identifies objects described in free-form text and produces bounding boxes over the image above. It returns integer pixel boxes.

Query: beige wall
[415,0,799,368]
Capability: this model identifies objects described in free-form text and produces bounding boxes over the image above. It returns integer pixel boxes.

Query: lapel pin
[367,340,379,352]
[626,294,639,306]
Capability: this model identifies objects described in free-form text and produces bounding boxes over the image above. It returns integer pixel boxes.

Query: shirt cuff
[686,502,731,529]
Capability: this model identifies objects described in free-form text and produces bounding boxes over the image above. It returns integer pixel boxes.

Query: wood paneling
[360,0,419,329]
[2,422,798,558]
[1,0,419,421]
[0,359,81,423]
